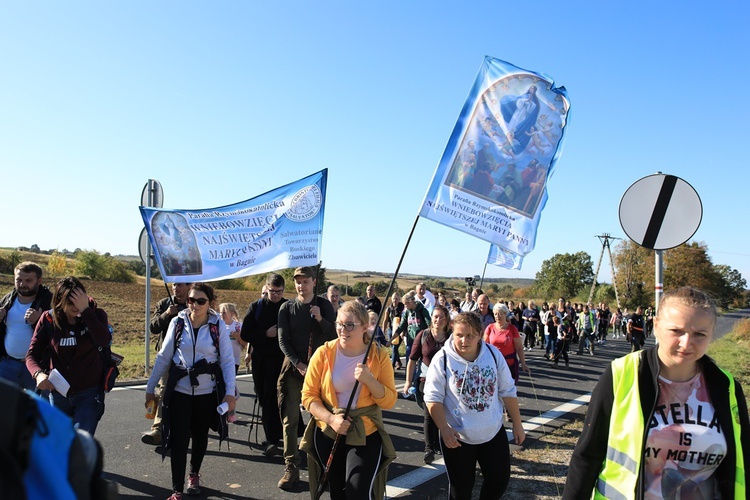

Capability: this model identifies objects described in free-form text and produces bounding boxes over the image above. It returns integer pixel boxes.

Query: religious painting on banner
[140,169,327,282]
[420,56,570,257]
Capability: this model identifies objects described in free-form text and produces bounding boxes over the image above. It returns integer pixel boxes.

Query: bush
[74,250,135,283]
[47,251,69,276]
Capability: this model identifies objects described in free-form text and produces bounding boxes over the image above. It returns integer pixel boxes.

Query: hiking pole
[314,216,420,499]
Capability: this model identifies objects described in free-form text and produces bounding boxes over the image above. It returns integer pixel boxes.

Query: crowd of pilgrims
[4,262,686,500]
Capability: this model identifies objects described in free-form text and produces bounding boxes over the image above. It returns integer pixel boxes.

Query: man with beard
[0,262,52,390]
[241,273,287,457]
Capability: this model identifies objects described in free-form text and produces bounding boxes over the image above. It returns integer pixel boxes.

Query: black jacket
[564,346,750,499]
[150,296,188,351]
[0,285,53,358]
[240,296,287,358]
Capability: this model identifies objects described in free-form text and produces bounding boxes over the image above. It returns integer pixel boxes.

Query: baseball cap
[293,266,316,279]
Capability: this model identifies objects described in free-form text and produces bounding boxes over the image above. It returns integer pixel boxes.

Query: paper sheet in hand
[48,368,70,397]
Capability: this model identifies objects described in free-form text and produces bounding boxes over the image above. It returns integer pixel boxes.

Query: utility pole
[588,233,622,309]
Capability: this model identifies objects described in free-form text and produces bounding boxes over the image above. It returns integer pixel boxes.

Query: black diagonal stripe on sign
[642,175,677,249]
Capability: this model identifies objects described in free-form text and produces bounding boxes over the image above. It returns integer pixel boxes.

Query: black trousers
[168,391,216,493]
[313,426,383,500]
[252,353,284,444]
[440,427,510,500]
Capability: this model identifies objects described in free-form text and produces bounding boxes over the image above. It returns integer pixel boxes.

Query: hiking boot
[167,493,183,500]
[186,473,201,495]
[424,449,435,465]
[263,442,281,457]
[141,430,161,446]
[278,463,299,490]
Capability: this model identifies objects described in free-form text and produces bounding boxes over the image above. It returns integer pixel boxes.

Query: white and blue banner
[139,169,327,283]
[419,56,570,257]
[487,244,523,270]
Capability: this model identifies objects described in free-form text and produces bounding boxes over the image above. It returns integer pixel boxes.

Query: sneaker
[186,473,201,495]
[263,442,281,457]
[590,350,595,356]
[278,463,299,490]
[167,493,183,500]
[424,449,435,464]
[141,430,161,446]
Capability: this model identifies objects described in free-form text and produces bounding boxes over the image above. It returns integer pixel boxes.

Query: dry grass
[501,417,582,499]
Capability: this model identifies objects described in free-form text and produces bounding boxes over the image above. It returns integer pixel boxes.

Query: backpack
[0,379,118,499]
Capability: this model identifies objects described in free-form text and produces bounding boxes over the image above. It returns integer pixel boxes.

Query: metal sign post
[140,180,164,376]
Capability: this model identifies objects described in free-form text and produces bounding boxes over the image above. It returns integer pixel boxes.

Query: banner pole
[315,215,422,498]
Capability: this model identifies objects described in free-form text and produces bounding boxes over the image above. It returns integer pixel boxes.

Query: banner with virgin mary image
[140,169,327,283]
[419,56,570,257]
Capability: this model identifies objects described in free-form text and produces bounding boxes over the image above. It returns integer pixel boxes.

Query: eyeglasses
[335,322,362,332]
[267,289,284,295]
[187,297,208,305]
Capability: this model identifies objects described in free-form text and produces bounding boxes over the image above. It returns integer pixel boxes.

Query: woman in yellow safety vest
[564,287,750,499]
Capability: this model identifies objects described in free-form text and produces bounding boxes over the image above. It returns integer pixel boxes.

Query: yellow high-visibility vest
[594,353,745,499]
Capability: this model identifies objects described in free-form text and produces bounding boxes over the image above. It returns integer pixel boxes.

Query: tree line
[532,241,747,309]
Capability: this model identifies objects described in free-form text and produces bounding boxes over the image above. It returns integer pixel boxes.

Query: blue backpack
[0,379,118,499]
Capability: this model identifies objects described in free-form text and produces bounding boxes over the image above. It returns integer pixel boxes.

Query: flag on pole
[139,169,327,283]
[419,56,570,257]
[487,244,523,270]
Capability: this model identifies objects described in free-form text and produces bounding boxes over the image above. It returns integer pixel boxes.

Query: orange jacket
[302,339,397,435]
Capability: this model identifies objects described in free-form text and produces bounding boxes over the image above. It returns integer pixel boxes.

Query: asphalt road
[99,309,748,499]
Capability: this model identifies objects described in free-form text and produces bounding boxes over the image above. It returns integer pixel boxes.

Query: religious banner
[419,56,570,256]
[487,244,523,270]
[139,169,327,283]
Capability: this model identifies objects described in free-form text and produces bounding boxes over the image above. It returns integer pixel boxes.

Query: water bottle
[145,398,158,419]
[407,386,417,398]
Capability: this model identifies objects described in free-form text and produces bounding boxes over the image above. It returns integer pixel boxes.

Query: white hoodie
[423,335,517,445]
[147,309,236,398]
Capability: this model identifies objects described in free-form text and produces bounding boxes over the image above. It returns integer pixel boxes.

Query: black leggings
[440,427,510,500]
[313,426,383,500]
[169,391,216,493]
[422,397,440,452]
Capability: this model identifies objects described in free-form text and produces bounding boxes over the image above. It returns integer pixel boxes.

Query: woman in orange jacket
[301,300,397,499]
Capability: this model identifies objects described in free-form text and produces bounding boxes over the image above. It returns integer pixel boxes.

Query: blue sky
[1,2,748,285]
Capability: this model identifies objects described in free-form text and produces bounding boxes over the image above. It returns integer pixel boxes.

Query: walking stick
[314,216,421,499]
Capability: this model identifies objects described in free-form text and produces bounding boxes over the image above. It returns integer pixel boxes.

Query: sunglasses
[187,297,209,306]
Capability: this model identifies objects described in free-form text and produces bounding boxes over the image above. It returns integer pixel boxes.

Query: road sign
[138,228,151,266]
[619,173,702,250]
[140,179,164,208]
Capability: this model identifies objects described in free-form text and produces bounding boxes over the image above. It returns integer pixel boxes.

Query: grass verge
[708,318,750,389]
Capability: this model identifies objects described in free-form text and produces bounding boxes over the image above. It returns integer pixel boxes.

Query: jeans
[50,385,105,436]
[0,356,36,391]
[577,328,595,354]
